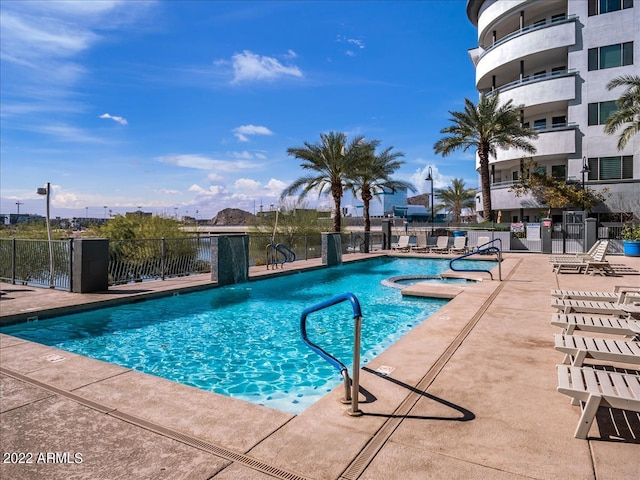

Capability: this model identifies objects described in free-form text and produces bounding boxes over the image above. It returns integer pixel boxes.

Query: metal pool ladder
[449,238,502,281]
[300,293,363,416]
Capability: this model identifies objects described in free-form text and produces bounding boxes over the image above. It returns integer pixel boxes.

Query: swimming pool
[1,257,495,413]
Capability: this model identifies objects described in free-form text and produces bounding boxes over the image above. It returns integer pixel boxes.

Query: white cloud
[336,35,365,56]
[410,164,449,194]
[157,188,180,195]
[39,123,107,143]
[264,178,287,196]
[99,113,128,125]
[234,178,261,193]
[157,154,260,172]
[230,50,303,83]
[233,124,273,142]
[207,173,224,182]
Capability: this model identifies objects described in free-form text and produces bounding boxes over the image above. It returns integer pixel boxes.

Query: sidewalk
[1,252,639,479]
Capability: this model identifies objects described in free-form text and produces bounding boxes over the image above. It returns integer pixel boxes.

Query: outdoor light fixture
[581,156,590,211]
[426,167,434,235]
[36,182,55,288]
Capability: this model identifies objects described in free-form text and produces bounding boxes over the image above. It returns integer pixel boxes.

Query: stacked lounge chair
[550,287,640,439]
[550,240,612,275]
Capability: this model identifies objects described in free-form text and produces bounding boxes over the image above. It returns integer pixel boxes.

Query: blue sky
[1,0,479,220]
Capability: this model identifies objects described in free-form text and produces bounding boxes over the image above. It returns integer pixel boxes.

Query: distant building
[466,0,639,223]
[343,187,432,221]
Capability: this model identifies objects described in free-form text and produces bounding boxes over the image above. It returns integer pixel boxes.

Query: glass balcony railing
[486,69,576,96]
[480,14,576,60]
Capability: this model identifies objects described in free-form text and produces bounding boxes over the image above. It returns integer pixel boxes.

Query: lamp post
[36,182,55,288]
[581,156,590,211]
[426,167,434,235]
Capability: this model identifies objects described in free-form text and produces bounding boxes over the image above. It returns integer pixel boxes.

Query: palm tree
[281,131,363,232]
[604,74,640,150]
[348,140,416,250]
[433,93,538,222]
[435,178,476,223]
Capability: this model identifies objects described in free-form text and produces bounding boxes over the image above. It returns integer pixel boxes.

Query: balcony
[487,70,577,107]
[477,125,577,166]
[476,17,576,87]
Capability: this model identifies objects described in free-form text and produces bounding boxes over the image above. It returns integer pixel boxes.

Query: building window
[589,0,633,16]
[551,165,566,179]
[588,42,634,70]
[587,156,633,180]
[552,115,567,127]
[534,118,547,130]
[588,101,617,125]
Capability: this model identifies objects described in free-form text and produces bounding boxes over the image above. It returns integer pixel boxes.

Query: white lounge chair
[554,333,640,367]
[551,313,640,337]
[557,365,640,439]
[551,299,640,318]
[411,232,429,253]
[475,236,490,252]
[551,241,610,274]
[392,235,411,252]
[429,236,449,254]
[449,236,468,254]
[550,286,640,303]
[549,240,604,263]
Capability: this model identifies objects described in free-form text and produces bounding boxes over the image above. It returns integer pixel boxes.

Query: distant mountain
[212,208,255,226]
[408,194,429,207]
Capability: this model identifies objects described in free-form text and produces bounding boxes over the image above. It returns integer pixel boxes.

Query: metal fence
[0,238,72,290]
[108,237,212,285]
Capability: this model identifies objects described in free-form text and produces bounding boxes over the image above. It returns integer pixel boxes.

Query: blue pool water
[2,257,495,413]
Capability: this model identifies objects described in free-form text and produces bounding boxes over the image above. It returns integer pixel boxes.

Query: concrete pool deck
[1,252,639,479]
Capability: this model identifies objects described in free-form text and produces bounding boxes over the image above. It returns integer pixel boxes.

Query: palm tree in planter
[604,74,640,150]
[348,140,416,251]
[435,178,476,223]
[282,131,364,233]
[434,93,538,222]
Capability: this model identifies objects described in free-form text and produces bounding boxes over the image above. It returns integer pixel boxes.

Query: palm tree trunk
[478,145,493,222]
[332,193,342,233]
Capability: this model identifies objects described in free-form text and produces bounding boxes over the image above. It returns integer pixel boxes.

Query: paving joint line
[339,258,523,480]
[0,366,313,480]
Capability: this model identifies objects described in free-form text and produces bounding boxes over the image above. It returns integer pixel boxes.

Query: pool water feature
[1,257,495,414]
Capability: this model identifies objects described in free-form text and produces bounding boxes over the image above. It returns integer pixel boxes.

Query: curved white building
[466,0,639,224]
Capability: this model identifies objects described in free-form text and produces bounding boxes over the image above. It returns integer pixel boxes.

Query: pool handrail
[449,238,502,281]
[299,292,363,416]
[275,243,296,263]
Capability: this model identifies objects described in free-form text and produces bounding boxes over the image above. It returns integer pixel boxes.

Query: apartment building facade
[466,0,639,224]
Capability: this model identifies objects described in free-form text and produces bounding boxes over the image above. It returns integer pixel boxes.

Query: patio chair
[392,235,411,252]
[549,240,604,263]
[551,241,610,274]
[411,232,429,253]
[550,313,640,337]
[449,236,468,255]
[550,298,640,318]
[554,333,640,367]
[557,365,640,439]
[474,236,490,252]
[429,236,449,254]
[550,285,640,303]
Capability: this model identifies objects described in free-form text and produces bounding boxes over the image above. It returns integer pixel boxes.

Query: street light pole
[426,167,434,235]
[581,156,590,212]
[36,182,54,288]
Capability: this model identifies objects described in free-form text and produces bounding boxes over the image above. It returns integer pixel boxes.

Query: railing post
[348,314,363,416]
[11,237,16,285]
[161,237,166,281]
[68,238,74,292]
